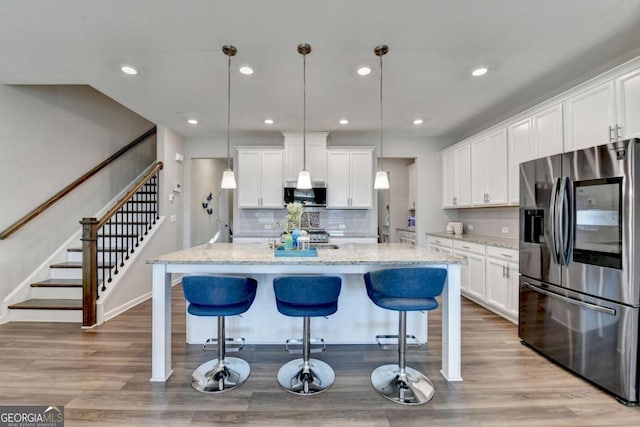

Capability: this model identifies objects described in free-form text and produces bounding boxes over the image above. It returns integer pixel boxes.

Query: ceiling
[2,0,640,142]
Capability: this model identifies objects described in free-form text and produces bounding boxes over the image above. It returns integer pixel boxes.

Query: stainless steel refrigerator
[519,138,640,404]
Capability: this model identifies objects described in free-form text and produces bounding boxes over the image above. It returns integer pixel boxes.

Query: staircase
[7,182,159,323]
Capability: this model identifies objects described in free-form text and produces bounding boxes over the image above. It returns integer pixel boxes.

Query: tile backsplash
[235,207,374,236]
[456,207,519,239]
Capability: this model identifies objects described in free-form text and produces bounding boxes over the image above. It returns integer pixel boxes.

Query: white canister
[453,222,464,235]
[445,222,454,233]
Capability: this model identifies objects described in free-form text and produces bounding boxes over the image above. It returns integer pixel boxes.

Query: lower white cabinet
[485,247,519,323]
[426,235,519,324]
[396,228,416,245]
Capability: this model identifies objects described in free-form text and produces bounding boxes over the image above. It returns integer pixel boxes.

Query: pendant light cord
[303,51,307,171]
[379,52,383,172]
[227,52,232,171]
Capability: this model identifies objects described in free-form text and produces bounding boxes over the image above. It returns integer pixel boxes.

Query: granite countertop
[426,232,518,250]
[396,227,416,233]
[148,243,464,265]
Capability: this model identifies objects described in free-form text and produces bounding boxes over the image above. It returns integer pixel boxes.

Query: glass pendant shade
[296,170,312,190]
[221,169,237,189]
[374,170,390,190]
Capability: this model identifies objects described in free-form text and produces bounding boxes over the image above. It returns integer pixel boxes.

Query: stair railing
[0,127,157,240]
[81,161,163,327]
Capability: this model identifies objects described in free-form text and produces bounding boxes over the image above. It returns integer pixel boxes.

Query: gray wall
[0,84,155,306]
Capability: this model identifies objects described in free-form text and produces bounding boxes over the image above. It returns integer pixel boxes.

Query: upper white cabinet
[237,148,284,208]
[407,162,417,210]
[616,68,640,141]
[564,82,616,151]
[442,144,471,208]
[565,71,640,152]
[470,129,508,206]
[533,104,564,158]
[507,118,533,204]
[326,148,373,209]
[282,132,328,183]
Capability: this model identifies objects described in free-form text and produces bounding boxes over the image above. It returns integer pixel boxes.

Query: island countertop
[147,242,465,265]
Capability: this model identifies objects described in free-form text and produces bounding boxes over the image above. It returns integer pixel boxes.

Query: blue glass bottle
[292,227,301,249]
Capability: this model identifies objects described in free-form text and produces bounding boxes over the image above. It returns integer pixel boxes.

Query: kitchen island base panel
[186,274,427,345]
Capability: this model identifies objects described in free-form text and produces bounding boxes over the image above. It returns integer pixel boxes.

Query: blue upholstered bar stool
[273,275,342,395]
[181,275,257,393]
[364,268,447,405]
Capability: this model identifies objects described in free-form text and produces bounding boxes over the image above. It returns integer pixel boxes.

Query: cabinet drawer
[426,235,452,247]
[452,240,485,255]
[486,246,519,262]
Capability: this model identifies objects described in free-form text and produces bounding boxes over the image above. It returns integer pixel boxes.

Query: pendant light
[373,45,390,190]
[220,45,237,189]
[296,43,313,190]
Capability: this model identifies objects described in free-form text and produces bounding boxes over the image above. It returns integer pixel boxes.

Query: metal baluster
[135,190,140,248]
[112,216,119,276]
[155,173,160,221]
[138,189,144,243]
[145,182,150,235]
[101,224,107,291]
[119,206,125,267]
[107,219,113,283]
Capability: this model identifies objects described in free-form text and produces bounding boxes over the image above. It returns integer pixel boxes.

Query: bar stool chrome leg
[370,311,434,405]
[277,317,335,395]
[191,316,250,393]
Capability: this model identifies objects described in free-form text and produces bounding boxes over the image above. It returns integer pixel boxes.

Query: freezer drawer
[519,277,639,403]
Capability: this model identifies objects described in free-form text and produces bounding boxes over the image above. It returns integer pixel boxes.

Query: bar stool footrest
[285,337,326,354]
[375,334,421,350]
[203,337,245,352]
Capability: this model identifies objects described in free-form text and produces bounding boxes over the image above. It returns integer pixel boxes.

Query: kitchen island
[147,243,463,383]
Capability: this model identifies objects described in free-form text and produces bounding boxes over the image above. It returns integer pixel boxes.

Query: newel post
[81,217,99,327]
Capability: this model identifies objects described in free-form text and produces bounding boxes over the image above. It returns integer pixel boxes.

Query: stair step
[8,299,82,310]
[50,261,115,269]
[30,279,83,287]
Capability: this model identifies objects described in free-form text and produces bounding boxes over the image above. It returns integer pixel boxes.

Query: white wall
[157,126,185,250]
[0,84,155,305]
[190,158,228,246]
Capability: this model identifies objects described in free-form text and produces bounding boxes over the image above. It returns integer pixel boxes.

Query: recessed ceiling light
[357,66,371,76]
[339,119,349,125]
[188,119,198,125]
[121,65,138,75]
[413,119,424,125]
[264,119,274,125]
[239,66,254,75]
[472,67,488,77]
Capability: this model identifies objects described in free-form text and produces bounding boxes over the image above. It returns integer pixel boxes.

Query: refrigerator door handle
[549,177,562,264]
[522,282,616,316]
[558,176,574,266]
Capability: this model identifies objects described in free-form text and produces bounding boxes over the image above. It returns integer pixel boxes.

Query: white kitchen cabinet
[565,71,640,151]
[237,148,284,208]
[616,68,640,140]
[326,148,373,209]
[533,104,564,158]
[470,129,508,206]
[407,162,417,211]
[282,132,328,183]
[485,247,519,322]
[442,144,471,208]
[397,228,416,245]
[452,241,485,299]
[426,235,453,255]
[564,82,616,151]
[507,118,533,204]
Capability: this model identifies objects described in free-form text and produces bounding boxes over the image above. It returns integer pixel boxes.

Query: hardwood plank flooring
[1,285,639,426]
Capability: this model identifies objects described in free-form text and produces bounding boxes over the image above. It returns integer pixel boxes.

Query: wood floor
[1,286,639,426]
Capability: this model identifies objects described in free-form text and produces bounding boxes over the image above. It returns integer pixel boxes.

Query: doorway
[377,158,415,243]
[190,158,233,245]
